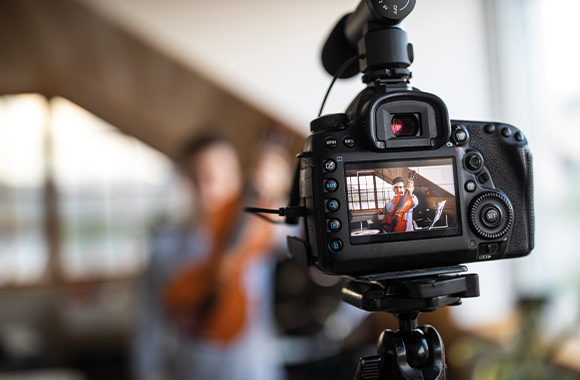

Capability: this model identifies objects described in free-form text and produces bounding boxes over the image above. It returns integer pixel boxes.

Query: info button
[343,137,355,148]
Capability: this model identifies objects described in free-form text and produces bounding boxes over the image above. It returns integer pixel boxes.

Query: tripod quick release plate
[342,272,480,314]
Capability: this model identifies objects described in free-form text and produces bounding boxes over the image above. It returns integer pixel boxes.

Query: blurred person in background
[132,133,293,380]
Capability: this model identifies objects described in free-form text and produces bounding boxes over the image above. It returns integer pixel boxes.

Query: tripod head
[322,0,416,83]
[343,266,480,380]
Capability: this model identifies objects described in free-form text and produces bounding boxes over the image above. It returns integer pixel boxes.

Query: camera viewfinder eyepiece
[391,114,419,136]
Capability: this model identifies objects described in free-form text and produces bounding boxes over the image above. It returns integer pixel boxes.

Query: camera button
[478,173,490,184]
[328,239,343,252]
[325,138,338,149]
[325,179,339,192]
[468,155,482,170]
[515,132,525,142]
[484,124,496,134]
[328,219,342,232]
[465,181,477,192]
[501,127,512,138]
[452,125,469,145]
[482,206,502,228]
[323,160,337,172]
[485,243,500,254]
[326,199,340,212]
[465,152,484,172]
[454,130,468,144]
[343,137,355,148]
[478,243,502,260]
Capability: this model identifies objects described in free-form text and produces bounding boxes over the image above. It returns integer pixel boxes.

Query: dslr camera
[287,0,534,277]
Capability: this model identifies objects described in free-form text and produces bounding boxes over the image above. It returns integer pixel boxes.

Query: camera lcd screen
[345,158,461,244]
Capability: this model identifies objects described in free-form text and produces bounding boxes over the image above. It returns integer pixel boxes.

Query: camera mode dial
[468,192,514,240]
[311,114,348,133]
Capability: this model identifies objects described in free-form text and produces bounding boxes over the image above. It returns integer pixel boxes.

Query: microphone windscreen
[321,14,359,78]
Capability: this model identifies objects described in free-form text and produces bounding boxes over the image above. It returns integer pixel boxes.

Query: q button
[326,199,340,212]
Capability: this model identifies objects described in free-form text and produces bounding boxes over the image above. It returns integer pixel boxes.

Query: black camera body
[279,3,534,376]
[289,86,534,276]
[285,0,534,278]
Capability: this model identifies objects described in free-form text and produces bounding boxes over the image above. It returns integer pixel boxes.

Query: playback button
[328,219,342,232]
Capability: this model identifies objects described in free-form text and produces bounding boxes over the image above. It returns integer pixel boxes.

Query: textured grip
[464,122,534,255]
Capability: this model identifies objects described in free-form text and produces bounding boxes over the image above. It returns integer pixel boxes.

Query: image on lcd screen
[345,158,460,243]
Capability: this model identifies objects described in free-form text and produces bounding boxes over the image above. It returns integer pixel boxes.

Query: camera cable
[318,55,361,117]
[244,206,307,224]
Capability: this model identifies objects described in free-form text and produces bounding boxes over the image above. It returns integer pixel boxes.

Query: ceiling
[0,0,283,159]
[0,0,494,159]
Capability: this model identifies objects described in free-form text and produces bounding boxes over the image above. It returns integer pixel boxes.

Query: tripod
[342,266,480,380]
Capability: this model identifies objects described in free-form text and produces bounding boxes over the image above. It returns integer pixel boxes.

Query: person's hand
[405,180,414,195]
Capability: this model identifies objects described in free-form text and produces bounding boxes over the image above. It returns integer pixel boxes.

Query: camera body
[289,86,534,276]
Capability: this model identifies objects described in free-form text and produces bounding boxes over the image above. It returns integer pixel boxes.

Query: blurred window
[480,0,580,327]
[347,174,391,211]
[531,0,580,323]
[490,0,580,286]
[0,94,175,286]
[347,174,375,211]
[0,95,47,286]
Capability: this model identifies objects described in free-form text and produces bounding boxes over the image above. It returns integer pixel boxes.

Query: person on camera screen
[381,177,419,233]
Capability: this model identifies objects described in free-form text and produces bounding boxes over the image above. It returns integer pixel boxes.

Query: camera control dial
[468,192,514,240]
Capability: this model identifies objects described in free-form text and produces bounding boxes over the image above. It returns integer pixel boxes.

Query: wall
[83,0,496,133]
